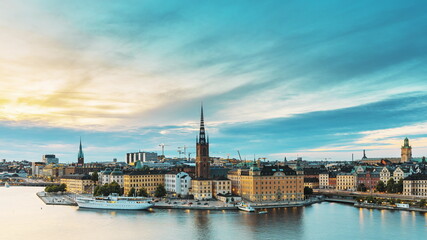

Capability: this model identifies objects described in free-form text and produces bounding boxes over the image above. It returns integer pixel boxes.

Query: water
[1,187,426,240]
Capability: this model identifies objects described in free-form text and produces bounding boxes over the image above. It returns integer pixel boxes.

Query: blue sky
[0,0,427,162]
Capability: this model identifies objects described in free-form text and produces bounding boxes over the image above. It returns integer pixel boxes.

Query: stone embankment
[354,202,427,212]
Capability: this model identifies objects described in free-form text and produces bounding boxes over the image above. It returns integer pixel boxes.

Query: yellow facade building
[123,171,166,196]
[60,174,94,194]
[191,179,213,200]
[227,165,304,202]
[336,173,356,190]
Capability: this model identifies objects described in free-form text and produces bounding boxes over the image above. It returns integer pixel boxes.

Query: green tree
[127,187,136,197]
[376,181,386,192]
[304,187,313,195]
[386,178,396,193]
[91,171,99,182]
[154,184,167,198]
[357,183,367,192]
[395,179,403,193]
[94,185,101,196]
[419,199,426,208]
[142,165,150,172]
[109,181,121,195]
[137,187,149,197]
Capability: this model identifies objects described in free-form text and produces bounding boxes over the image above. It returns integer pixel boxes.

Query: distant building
[126,152,158,165]
[191,179,213,200]
[212,179,231,198]
[31,162,46,177]
[401,137,412,162]
[304,178,319,189]
[42,154,59,164]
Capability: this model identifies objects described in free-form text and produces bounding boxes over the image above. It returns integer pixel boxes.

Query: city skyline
[1,1,427,162]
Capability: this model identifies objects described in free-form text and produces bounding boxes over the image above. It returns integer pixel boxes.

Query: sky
[1,0,427,163]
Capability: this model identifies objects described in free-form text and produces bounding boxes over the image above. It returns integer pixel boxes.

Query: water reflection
[193,211,212,240]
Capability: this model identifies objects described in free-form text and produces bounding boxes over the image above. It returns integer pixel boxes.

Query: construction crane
[237,150,242,161]
[158,143,170,157]
[179,145,195,161]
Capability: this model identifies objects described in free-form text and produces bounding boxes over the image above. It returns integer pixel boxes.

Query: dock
[36,192,77,206]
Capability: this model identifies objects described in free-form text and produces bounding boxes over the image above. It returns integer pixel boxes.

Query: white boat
[4,182,10,188]
[76,193,153,210]
[238,202,255,212]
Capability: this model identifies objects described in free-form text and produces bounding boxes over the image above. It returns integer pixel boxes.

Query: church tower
[401,137,412,163]
[195,104,210,179]
[78,138,84,165]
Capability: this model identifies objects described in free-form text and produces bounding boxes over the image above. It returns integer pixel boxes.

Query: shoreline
[353,202,427,213]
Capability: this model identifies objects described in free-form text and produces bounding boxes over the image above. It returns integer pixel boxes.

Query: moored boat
[76,193,153,210]
[238,202,255,212]
[4,182,10,188]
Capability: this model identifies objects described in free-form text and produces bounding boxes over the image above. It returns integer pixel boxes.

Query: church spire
[198,103,206,144]
[78,137,84,165]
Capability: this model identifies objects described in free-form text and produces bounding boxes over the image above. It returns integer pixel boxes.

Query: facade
[393,167,410,182]
[123,171,166,196]
[401,137,412,163]
[126,151,158,165]
[99,168,124,187]
[42,154,59,164]
[356,171,380,191]
[191,179,213,200]
[212,179,231,198]
[319,173,329,189]
[31,162,46,177]
[228,164,304,202]
[403,173,427,196]
[304,178,319,189]
[336,173,356,190]
[165,172,192,196]
[60,174,94,194]
[380,167,394,183]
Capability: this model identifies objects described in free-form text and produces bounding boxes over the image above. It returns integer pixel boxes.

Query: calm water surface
[1,187,426,240]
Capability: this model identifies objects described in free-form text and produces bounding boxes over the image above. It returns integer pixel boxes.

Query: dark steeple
[78,137,84,165]
[198,103,206,144]
[362,150,367,159]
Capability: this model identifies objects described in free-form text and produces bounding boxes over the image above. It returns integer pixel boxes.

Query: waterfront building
[304,178,319,189]
[212,179,231,198]
[319,173,329,189]
[126,151,158,165]
[60,174,94,194]
[356,171,380,191]
[328,172,337,189]
[401,137,412,162]
[99,168,124,187]
[42,154,59,164]
[165,172,192,197]
[78,139,84,165]
[227,164,304,202]
[336,173,356,190]
[403,173,427,196]
[191,179,213,200]
[123,170,166,196]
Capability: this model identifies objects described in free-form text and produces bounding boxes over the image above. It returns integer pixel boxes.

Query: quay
[354,202,427,212]
[36,192,77,206]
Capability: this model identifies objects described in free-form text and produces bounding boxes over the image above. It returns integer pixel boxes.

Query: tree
[137,187,149,197]
[376,181,386,192]
[395,179,403,193]
[357,183,367,192]
[304,187,313,195]
[94,182,122,196]
[127,187,136,197]
[45,184,67,193]
[386,178,396,193]
[91,171,99,182]
[154,184,166,198]
[94,185,101,196]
